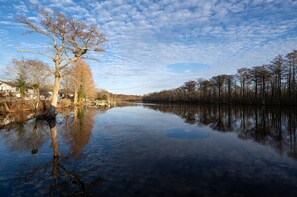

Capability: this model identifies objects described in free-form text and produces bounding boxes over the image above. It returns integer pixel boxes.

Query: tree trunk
[46,118,61,158]
[74,87,78,105]
[262,75,266,105]
[51,125,60,157]
[36,89,40,110]
[47,76,61,118]
[33,88,40,113]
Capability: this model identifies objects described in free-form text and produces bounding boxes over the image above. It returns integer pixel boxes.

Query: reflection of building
[40,86,53,100]
[58,88,74,99]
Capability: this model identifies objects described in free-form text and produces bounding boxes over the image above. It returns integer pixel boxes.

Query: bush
[58,99,72,108]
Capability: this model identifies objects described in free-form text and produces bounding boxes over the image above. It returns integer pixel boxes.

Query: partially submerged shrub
[58,99,72,108]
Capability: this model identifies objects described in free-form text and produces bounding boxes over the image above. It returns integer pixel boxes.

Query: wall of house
[0,83,16,92]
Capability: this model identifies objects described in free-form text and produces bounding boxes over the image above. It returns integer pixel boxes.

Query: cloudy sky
[0,0,297,95]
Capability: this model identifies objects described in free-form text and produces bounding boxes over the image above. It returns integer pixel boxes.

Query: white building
[0,81,18,93]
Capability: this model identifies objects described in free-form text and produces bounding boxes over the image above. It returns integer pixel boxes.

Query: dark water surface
[1,104,297,196]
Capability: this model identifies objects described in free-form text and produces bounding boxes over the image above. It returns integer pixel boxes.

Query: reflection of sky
[1,1,297,94]
[166,128,210,139]
[89,105,297,196]
[1,105,297,195]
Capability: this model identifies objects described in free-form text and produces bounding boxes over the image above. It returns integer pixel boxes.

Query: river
[0,104,297,196]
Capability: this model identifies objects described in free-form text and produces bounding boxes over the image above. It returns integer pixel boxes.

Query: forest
[143,50,297,106]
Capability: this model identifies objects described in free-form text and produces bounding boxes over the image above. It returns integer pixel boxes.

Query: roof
[0,80,17,87]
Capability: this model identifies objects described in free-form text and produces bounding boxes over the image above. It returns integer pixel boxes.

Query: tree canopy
[16,6,107,117]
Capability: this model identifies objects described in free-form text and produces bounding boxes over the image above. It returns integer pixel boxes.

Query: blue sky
[0,0,297,95]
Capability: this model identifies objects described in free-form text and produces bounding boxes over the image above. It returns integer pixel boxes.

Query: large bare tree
[17,7,107,117]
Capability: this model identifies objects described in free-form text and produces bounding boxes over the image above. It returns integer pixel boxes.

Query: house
[0,81,19,93]
[0,81,36,98]
[0,81,53,100]
[25,87,34,94]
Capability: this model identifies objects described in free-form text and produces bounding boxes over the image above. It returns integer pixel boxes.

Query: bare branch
[81,57,100,62]
[18,49,55,60]
[16,16,55,41]
[59,57,78,71]
[94,48,105,52]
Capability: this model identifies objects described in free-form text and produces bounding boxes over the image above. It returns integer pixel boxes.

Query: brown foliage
[58,99,72,108]
[0,98,49,114]
[71,59,96,101]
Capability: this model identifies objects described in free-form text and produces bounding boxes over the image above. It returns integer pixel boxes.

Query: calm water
[0,104,297,196]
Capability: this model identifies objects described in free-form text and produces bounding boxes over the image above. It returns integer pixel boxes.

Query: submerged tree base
[46,105,57,118]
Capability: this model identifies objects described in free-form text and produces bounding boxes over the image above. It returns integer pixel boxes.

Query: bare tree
[183,80,197,101]
[5,58,28,97]
[17,6,107,117]
[143,50,297,106]
[269,55,285,104]
[211,75,226,103]
[286,50,297,103]
[5,58,51,110]
[26,59,51,110]
[237,67,250,103]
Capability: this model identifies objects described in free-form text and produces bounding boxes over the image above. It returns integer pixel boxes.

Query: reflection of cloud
[0,0,297,94]
[0,118,51,151]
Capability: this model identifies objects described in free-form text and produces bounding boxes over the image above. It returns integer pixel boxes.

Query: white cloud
[0,0,297,94]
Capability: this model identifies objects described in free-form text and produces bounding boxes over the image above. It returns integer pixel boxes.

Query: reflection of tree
[15,116,102,196]
[61,107,96,158]
[0,108,104,196]
[182,107,197,125]
[47,119,86,196]
[0,117,50,152]
[210,106,226,132]
[145,104,297,160]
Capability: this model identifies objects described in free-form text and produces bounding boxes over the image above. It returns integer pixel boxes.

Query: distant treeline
[96,89,142,102]
[143,50,297,106]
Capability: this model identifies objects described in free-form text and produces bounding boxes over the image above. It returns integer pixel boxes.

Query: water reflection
[0,107,105,196]
[44,118,87,196]
[61,107,96,158]
[1,104,297,196]
[145,104,297,159]
[0,118,51,153]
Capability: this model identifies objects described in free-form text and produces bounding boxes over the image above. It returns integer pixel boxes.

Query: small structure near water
[88,100,115,107]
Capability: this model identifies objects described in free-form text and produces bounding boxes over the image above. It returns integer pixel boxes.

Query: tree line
[4,57,141,110]
[4,57,96,105]
[143,50,297,106]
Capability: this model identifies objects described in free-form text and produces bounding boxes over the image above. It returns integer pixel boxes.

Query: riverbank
[0,98,116,128]
[0,97,115,115]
